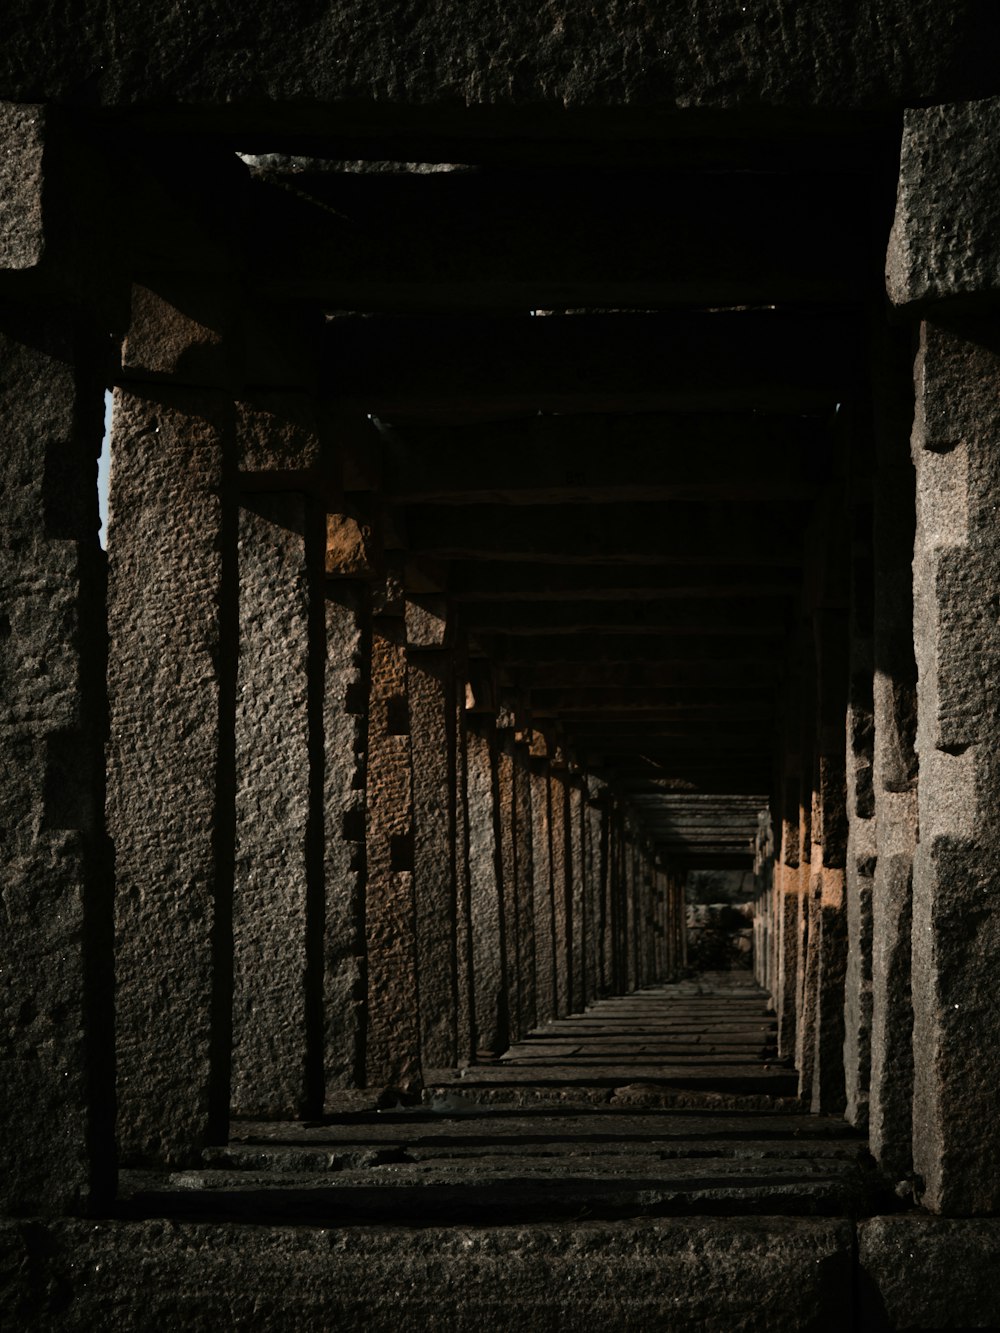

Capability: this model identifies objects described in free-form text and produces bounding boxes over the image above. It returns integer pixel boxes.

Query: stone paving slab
[0,1216,855,1332]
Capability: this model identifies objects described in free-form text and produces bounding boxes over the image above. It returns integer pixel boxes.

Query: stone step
[0,1216,857,1332]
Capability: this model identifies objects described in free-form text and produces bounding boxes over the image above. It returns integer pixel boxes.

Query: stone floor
[117,973,883,1227]
[15,975,993,1330]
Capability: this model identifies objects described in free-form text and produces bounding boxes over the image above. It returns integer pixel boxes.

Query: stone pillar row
[99,284,685,1166]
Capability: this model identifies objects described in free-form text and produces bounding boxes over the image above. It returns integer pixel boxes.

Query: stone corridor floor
[119,972,884,1226]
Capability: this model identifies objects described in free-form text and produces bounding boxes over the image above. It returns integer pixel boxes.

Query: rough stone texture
[513,745,537,1035]
[232,493,314,1118]
[121,282,232,387]
[108,385,232,1165]
[465,722,508,1057]
[0,304,111,1212]
[364,620,420,1091]
[567,780,586,1011]
[405,594,449,649]
[910,319,1000,1213]
[858,1216,1000,1332]
[584,794,603,1001]
[323,584,368,1095]
[454,687,475,1066]
[888,97,1000,310]
[408,650,458,1070]
[843,506,875,1129]
[237,393,323,473]
[1,3,996,114]
[529,761,556,1026]
[809,610,849,1116]
[550,772,571,1015]
[0,104,44,270]
[0,1215,854,1332]
[867,316,919,1177]
[496,733,522,1041]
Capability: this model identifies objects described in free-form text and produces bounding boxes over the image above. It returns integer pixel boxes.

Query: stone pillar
[465,717,509,1057]
[810,608,850,1115]
[529,746,557,1027]
[844,496,876,1129]
[567,776,586,1011]
[453,669,476,1064]
[885,94,1000,1212]
[549,766,571,1016]
[908,319,1000,1213]
[0,287,113,1208]
[775,761,801,1061]
[513,737,538,1034]
[626,830,639,993]
[231,490,323,1118]
[109,365,236,1162]
[496,722,523,1040]
[365,598,421,1092]
[323,582,368,1095]
[407,597,459,1073]
[867,323,920,1181]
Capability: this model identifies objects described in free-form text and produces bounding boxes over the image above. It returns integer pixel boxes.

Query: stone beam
[494,634,785,666]
[383,413,828,502]
[460,598,792,634]
[2,6,993,119]
[515,661,779,690]
[527,689,773,717]
[326,311,858,419]
[249,165,869,311]
[888,96,1000,312]
[406,504,804,566]
[448,561,801,602]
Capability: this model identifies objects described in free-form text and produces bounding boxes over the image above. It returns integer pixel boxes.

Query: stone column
[549,766,571,1016]
[810,608,850,1114]
[365,590,421,1092]
[567,776,586,1011]
[885,95,1000,1211]
[109,289,237,1164]
[496,721,523,1040]
[513,736,538,1034]
[465,716,509,1057]
[407,598,459,1073]
[231,490,323,1118]
[528,746,556,1027]
[907,319,1000,1213]
[323,580,368,1096]
[867,322,920,1181]
[0,275,113,1207]
[844,494,876,1129]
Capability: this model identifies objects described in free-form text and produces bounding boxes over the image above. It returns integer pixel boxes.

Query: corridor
[119,974,878,1227]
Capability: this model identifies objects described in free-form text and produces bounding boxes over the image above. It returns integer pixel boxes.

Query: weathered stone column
[528,741,557,1026]
[232,399,331,1116]
[886,99,1000,1211]
[844,492,876,1129]
[513,733,538,1035]
[496,718,523,1039]
[465,713,509,1057]
[775,755,802,1059]
[406,597,458,1073]
[567,775,586,1011]
[231,489,322,1118]
[868,324,919,1178]
[0,245,113,1205]
[549,764,571,1015]
[810,608,850,1114]
[906,319,1000,1212]
[365,577,421,1092]
[110,284,238,1164]
[323,579,368,1095]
